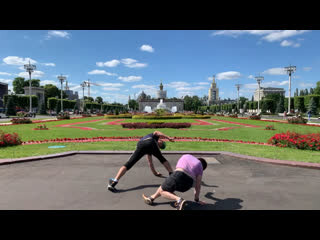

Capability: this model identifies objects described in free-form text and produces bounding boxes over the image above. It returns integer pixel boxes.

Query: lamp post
[24,61,36,114]
[255,75,264,115]
[80,82,86,112]
[235,84,241,112]
[57,74,66,113]
[284,65,296,114]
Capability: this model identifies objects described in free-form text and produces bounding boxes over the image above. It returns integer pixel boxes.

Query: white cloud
[196,82,209,85]
[263,81,289,87]
[121,58,147,68]
[46,30,71,39]
[103,87,121,91]
[132,84,156,90]
[3,56,37,65]
[303,67,312,72]
[216,71,241,80]
[299,82,314,88]
[0,78,12,84]
[248,75,255,79]
[40,80,59,86]
[262,30,309,42]
[262,68,287,75]
[166,81,190,88]
[0,72,12,76]
[212,30,310,47]
[42,63,56,67]
[88,70,117,76]
[96,59,120,68]
[98,82,123,87]
[243,80,288,90]
[140,44,154,53]
[280,40,300,48]
[18,70,45,78]
[118,76,142,82]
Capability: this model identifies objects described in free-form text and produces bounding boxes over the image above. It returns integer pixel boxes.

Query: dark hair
[198,158,207,171]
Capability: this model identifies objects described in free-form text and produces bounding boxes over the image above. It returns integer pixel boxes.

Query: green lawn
[1,116,320,162]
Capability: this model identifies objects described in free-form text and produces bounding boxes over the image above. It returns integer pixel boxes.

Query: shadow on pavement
[117,184,160,193]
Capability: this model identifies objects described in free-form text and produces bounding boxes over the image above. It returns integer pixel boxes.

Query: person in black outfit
[107,131,175,192]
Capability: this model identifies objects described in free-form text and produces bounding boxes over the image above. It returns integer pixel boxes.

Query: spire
[212,75,215,83]
[160,81,163,90]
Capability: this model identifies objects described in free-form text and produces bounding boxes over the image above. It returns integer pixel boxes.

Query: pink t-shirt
[175,154,203,179]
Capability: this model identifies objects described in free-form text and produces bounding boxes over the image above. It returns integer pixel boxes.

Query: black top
[139,133,159,142]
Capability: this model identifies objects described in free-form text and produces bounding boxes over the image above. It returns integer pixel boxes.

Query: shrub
[57,112,70,120]
[11,118,32,124]
[265,125,275,130]
[0,131,22,147]
[287,116,307,124]
[132,115,182,120]
[34,124,48,130]
[268,131,320,151]
[228,114,238,118]
[173,113,211,119]
[82,114,92,117]
[105,114,132,119]
[121,122,191,129]
[249,115,261,120]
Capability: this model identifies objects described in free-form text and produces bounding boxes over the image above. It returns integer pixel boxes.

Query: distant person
[308,110,311,121]
[107,131,175,192]
[142,154,207,210]
[283,111,287,120]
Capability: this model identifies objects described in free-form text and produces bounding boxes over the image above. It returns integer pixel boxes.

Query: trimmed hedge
[287,116,308,124]
[132,115,182,119]
[249,115,261,120]
[174,114,211,119]
[121,122,191,129]
[105,114,132,119]
[10,118,32,124]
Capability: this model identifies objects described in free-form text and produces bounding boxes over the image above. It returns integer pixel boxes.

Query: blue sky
[0,30,319,104]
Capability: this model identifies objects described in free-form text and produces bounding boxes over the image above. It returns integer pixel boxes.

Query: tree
[12,77,25,94]
[128,99,138,110]
[299,89,305,96]
[95,96,103,104]
[310,88,314,95]
[5,96,16,116]
[314,81,320,95]
[308,97,318,115]
[24,79,40,88]
[295,88,299,97]
[191,96,202,112]
[305,89,309,96]
[86,97,94,102]
[276,96,285,113]
[44,84,60,98]
[183,95,193,111]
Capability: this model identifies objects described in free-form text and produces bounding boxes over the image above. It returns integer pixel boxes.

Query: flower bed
[33,124,49,130]
[105,114,132,119]
[0,131,22,147]
[22,136,273,146]
[287,116,308,124]
[249,115,261,120]
[10,118,32,124]
[265,125,275,130]
[132,115,182,119]
[268,131,320,151]
[121,122,192,129]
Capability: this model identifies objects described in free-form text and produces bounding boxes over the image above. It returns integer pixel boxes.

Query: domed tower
[156,81,167,99]
[208,75,219,103]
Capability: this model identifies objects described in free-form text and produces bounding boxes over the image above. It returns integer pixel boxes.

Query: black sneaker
[175,198,186,210]
[107,178,118,192]
[142,194,154,205]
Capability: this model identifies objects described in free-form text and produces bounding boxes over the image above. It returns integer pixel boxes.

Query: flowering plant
[0,130,22,147]
[268,131,320,151]
[265,125,275,130]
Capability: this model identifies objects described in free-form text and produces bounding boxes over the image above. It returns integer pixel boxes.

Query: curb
[0,150,319,170]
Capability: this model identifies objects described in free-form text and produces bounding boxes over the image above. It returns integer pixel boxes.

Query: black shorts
[161,171,194,193]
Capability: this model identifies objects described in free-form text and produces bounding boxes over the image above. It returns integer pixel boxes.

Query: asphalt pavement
[0,153,319,210]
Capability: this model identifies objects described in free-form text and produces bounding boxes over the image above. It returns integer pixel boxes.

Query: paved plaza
[0,153,320,210]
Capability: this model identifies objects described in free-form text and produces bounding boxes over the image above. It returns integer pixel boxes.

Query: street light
[235,84,241,112]
[24,61,36,114]
[57,74,66,113]
[255,75,264,115]
[80,82,86,112]
[284,65,296,114]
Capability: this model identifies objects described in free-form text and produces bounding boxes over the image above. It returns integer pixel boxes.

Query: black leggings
[124,139,168,170]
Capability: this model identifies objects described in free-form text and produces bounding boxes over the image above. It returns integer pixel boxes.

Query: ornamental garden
[0,110,320,163]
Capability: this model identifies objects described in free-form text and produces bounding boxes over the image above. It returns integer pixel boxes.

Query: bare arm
[194,174,206,205]
[147,154,161,176]
[153,131,175,142]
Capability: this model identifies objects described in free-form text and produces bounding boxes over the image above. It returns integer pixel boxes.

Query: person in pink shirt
[142,154,207,210]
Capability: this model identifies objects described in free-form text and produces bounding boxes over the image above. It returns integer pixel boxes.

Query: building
[24,86,45,108]
[207,75,220,105]
[254,87,285,101]
[138,82,184,112]
[0,82,8,108]
[64,80,79,100]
